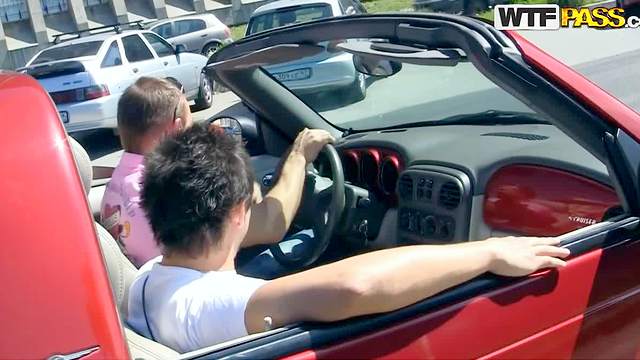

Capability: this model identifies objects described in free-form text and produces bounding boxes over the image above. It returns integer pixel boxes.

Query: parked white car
[147,13,233,58]
[22,30,212,133]
[246,0,368,103]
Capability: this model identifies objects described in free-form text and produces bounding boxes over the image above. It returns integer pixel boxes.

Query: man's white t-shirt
[127,257,266,353]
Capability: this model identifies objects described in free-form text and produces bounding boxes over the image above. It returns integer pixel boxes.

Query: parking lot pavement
[73,89,241,166]
[519,27,640,113]
[192,90,241,123]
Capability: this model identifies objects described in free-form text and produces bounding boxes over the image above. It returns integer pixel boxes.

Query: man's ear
[229,202,248,227]
[173,116,185,132]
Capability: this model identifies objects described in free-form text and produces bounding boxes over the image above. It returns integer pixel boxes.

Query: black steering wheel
[269,144,345,269]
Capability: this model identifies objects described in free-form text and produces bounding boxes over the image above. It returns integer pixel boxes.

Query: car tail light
[50,90,78,104]
[49,84,109,104]
[84,84,110,100]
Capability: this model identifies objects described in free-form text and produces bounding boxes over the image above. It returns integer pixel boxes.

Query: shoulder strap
[141,274,157,342]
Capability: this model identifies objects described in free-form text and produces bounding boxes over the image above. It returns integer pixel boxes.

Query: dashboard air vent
[481,132,549,141]
[398,175,413,200]
[439,181,462,210]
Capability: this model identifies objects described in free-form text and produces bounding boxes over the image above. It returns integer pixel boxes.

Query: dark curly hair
[141,123,255,256]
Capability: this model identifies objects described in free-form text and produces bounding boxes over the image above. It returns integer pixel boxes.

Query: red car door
[196,15,640,360]
[199,216,638,359]
[0,73,129,359]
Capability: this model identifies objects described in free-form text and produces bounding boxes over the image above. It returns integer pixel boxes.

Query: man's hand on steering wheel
[291,128,336,163]
[268,128,345,269]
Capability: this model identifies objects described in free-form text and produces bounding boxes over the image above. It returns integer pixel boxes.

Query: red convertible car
[2,13,640,360]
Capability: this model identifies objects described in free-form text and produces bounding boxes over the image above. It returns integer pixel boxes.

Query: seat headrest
[69,137,93,196]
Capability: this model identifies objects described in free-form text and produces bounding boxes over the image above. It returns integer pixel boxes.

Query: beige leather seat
[70,138,179,360]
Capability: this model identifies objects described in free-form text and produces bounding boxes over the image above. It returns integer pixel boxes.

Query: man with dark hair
[127,123,570,353]
[101,77,192,266]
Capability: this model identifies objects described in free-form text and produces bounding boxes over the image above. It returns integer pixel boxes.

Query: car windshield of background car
[260,39,537,131]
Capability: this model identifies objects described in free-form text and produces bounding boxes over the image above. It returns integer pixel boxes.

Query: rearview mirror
[353,55,402,77]
[175,44,187,54]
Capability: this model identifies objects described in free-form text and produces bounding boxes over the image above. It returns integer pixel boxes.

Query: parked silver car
[148,13,233,58]
[246,0,367,104]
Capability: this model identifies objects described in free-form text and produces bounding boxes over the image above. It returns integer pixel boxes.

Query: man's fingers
[310,130,335,144]
[538,256,567,269]
[534,245,570,258]
[530,237,563,246]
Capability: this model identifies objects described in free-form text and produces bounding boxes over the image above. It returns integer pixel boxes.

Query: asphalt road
[74,26,640,164]
[520,27,640,113]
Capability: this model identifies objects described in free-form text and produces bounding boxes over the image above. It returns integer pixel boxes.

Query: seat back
[95,222,137,317]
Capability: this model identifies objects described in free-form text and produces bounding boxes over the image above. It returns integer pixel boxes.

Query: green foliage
[230,24,248,40]
[364,0,413,12]
[556,0,586,6]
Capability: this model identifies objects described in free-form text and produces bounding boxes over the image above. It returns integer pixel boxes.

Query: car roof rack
[52,20,145,44]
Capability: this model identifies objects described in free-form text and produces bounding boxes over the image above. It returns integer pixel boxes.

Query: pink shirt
[100,152,160,267]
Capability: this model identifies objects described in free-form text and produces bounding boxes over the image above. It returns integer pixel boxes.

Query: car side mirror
[345,6,357,15]
[175,44,187,54]
[353,55,402,77]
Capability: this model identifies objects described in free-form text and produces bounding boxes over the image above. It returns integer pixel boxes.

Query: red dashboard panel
[341,147,403,202]
[483,165,619,236]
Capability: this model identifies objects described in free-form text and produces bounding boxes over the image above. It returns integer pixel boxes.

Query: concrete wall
[0,0,271,70]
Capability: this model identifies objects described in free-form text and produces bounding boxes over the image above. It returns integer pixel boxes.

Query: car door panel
[174,20,201,52]
[283,250,603,359]
[479,316,583,359]
[193,29,210,53]
[142,32,200,95]
[285,220,640,360]
[121,34,163,78]
[201,218,639,359]
[142,33,179,74]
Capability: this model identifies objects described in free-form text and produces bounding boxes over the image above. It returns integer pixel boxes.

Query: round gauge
[379,156,400,195]
[342,150,360,184]
[210,117,242,142]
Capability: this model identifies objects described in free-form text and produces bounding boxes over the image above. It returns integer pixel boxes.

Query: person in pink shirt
[101,77,319,274]
[101,77,193,267]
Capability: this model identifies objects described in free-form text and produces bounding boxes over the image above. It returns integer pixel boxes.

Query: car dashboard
[333,123,620,247]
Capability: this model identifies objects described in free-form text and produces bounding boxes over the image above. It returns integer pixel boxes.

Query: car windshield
[247,4,333,35]
[31,41,103,65]
[260,39,538,131]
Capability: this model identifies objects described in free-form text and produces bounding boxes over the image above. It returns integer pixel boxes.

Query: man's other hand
[487,236,570,277]
[291,128,335,163]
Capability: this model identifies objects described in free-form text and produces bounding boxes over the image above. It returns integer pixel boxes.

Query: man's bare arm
[241,129,334,247]
[245,237,570,332]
